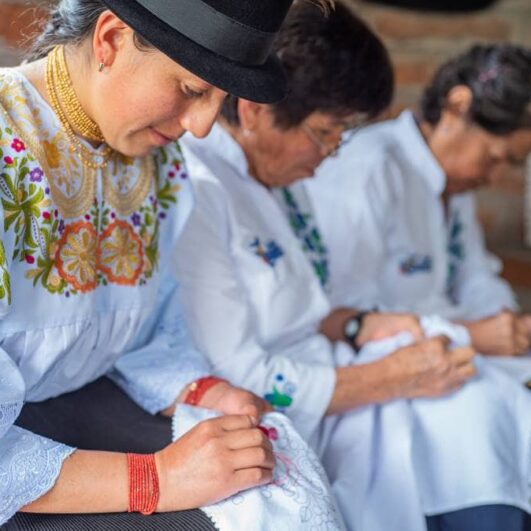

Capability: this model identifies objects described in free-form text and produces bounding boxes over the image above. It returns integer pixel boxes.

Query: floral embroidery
[265,374,296,410]
[1,144,184,297]
[0,72,187,299]
[10,138,25,153]
[97,220,143,286]
[29,168,43,182]
[42,140,60,169]
[55,221,97,293]
[279,188,329,289]
[446,207,465,298]
[0,241,11,304]
[0,146,52,263]
[249,237,284,267]
[0,70,159,219]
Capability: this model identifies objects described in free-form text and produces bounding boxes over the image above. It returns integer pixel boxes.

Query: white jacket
[305,110,517,320]
[175,124,338,445]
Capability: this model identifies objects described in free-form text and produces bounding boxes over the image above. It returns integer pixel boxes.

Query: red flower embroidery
[11,139,25,153]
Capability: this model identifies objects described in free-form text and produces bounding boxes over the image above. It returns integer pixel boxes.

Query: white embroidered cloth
[323,316,531,531]
[172,406,346,531]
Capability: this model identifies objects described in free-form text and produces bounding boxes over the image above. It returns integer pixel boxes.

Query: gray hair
[27,0,151,61]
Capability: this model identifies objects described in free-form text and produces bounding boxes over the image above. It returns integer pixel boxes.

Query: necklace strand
[46,46,113,170]
[53,45,104,143]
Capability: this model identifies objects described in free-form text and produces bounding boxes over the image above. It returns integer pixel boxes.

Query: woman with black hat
[0,0,310,529]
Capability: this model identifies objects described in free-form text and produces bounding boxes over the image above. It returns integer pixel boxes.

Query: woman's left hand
[520,314,531,342]
[200,382,273,422]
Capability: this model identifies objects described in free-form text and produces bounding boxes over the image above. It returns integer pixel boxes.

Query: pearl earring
[242,129,251,137]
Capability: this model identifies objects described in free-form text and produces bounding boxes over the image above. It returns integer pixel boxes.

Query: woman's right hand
[464,310,530,356]
[386,336,477,399]
[155,415,274,512]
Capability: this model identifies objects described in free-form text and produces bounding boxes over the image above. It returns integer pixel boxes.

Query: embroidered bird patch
[249,237,284,267]
[399,254,433,274]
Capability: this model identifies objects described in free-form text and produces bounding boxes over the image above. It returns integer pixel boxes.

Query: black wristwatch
[343,311,372,352]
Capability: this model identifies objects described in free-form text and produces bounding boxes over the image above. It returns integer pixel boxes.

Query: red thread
[127,453,159,515]
[184,376,226,406]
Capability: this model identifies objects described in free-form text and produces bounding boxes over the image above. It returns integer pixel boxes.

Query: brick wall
[346,0,531,250]
[0,1,48,66]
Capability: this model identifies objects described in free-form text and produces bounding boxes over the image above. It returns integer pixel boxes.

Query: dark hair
[421,44,531,135]
[26,0,152,61]
[221,1,394,129]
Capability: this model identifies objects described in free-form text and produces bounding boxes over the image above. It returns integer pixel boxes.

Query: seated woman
[305,44,531,365]
[174,3,530,530]
[0,0,325,529]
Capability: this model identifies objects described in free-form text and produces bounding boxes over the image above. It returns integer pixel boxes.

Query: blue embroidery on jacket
[446,208,465,297]
[400,254,433,274]
[280,188,329,288]
[249,238,284,267]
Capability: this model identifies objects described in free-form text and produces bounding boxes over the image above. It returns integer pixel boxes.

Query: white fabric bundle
[172,406,346,531]
[323,316,531,531]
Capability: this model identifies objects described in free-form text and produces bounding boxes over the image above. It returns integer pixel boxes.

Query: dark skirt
[3,377,217,531]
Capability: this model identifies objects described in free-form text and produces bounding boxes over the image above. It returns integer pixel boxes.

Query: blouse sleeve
[173,175,336,441]
[450,194,518,320]
[108,275,212,414]
[0,244,73,524]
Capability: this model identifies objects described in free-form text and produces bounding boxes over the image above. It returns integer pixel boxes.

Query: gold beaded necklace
[46,45,113,169]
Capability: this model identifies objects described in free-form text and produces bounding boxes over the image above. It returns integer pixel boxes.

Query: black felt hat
[99,0,294,103]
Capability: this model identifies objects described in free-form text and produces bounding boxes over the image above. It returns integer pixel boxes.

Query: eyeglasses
[301,122,364,158]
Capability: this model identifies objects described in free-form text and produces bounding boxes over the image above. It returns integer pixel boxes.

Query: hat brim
[100,0,287,104]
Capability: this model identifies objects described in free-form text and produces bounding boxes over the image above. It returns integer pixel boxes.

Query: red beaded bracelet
[184,376,227,406]
[127,453,159,515]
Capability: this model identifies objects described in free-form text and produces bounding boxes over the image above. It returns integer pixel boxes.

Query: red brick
[393,58,438,86]
[0,4,48,48]
[488,164,525,195]
[373,12,511,41]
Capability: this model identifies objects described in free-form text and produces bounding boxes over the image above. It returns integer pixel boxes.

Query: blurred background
[0,0,530,308]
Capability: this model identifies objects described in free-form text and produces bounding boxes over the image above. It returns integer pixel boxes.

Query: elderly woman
[306,44,531,369]
[0,0,319,529]
[174,4,530,531]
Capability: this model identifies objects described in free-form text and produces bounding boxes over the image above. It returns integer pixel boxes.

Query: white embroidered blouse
[0,69,210,524]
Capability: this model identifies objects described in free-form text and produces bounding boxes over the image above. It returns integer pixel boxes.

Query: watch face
[344,317,360,339]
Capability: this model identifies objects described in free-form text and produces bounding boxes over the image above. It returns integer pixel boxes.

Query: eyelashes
[182,85,205,99]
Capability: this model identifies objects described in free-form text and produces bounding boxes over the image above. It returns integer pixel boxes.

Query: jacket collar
[183,122,253,181]
[397,110,447,196]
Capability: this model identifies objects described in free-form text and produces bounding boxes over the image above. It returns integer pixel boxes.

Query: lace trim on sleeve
[0,426,75,525]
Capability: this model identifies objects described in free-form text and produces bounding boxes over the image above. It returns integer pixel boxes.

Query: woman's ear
[92,10,131,69]
[445,85,473,118]
[237,99,269,133]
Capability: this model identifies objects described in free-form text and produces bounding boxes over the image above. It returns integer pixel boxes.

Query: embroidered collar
[0,69,153,219]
